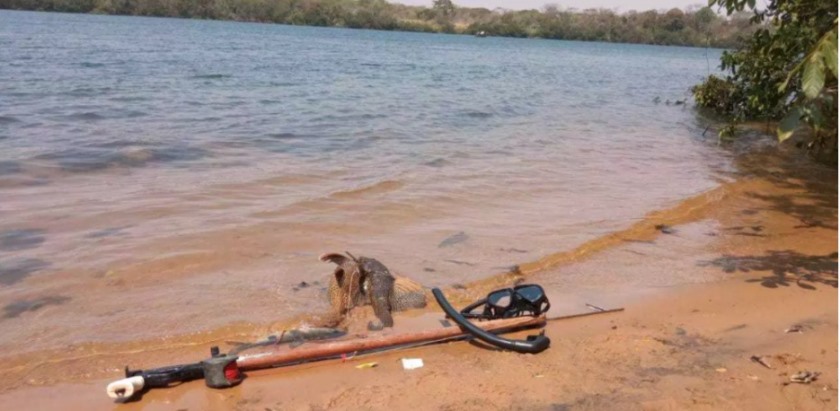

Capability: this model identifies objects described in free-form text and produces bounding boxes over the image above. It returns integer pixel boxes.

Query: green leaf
[777,107,802,142]
[801,56,825,99]
[821,31,838,77]
[804,103,825,128]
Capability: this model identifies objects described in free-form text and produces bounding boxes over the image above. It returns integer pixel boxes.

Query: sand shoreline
[0,144,836,410]
[3,269,836,410]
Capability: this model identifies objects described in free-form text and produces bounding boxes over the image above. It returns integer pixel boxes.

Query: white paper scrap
[401,358,424,370]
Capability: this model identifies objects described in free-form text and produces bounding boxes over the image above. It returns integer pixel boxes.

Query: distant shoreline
[0,2,751,49]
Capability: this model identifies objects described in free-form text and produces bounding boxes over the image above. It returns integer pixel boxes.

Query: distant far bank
[0,0,753,48]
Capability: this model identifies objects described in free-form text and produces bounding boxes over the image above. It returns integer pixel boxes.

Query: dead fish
[227,327,346,354]
[438,232,469,248]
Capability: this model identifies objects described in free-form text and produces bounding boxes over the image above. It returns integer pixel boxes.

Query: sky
[393,0,712,12]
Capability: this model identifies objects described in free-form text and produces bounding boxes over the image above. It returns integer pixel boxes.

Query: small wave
[0,178,50,190]
[108,96,148,103]
[79,62,105,68]
[66,112,105,121]
[463,111,493,119]
[358,113,387,120]
[122,110,148,118]
[0,229,46,252]
[3,295,71,319]
[253,180,408,219]
[91,140,153,149]
[85,226,131,239]
[33,144,208,173]
[266,132,301,139]
[0,258,50,286]
[330,180,405,200]
[64,87,112,97]
[191,74,233,80]
[247,133,321,154]
[116,148,157,165]
[0,161,22,176]
[63,109,147,121]
[423,158,451,168]
[121,146,208,166]
[0,115,21,124]
[312,113,387,123]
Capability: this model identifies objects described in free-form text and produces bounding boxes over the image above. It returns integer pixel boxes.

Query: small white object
[401,358,424,370]
[106,375,145,400]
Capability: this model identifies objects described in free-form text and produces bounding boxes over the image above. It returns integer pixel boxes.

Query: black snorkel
[432,288,550,354]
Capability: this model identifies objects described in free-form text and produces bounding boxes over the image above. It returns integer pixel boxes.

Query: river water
[0,10,730,353]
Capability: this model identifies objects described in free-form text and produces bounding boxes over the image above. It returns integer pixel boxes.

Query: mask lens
[515,285,544,303]
[487,290,512,309]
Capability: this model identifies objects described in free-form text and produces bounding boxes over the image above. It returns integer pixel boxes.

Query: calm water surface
[0,10,728,351]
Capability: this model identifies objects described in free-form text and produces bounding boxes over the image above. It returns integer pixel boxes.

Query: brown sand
[0,145,836,410]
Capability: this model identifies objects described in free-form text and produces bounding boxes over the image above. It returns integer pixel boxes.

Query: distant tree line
[0,0,756,48]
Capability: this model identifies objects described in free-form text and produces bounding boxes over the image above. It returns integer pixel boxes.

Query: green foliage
[0,0,756,48]
[801,55,825,99]
[694,0,837,161]
[431,0,453,17]
[692,75,739,113]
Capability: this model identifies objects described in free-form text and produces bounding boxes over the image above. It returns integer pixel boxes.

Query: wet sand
[0,140,835,409]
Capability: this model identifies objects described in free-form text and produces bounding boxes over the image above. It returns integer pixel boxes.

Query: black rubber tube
[432,288,550,354]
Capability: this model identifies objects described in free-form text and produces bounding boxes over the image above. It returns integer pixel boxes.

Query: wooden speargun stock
[236,315,545,370]
[106,316,544,400]
[106,306,622,401]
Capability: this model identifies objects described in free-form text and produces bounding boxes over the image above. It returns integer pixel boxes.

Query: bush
[697,0,837,162]
[692,75,739,115]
